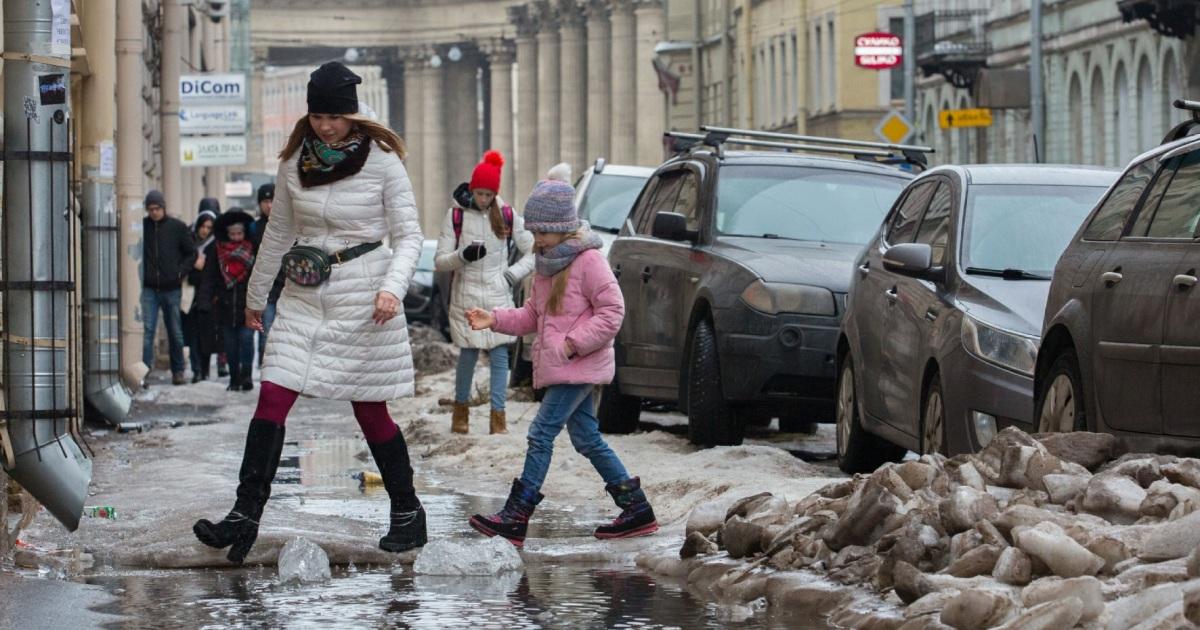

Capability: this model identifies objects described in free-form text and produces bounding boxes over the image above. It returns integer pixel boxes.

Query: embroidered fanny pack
[281,241,382,286]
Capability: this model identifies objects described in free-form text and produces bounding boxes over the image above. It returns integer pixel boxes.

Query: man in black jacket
[250,183,285,367]
[141,190,197,386]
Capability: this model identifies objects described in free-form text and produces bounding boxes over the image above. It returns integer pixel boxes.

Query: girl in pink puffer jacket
[464,176,657,547]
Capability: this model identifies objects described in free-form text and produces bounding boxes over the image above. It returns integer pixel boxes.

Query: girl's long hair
[277,113,407,162]
[484,197,507,240]
[544,230,584,315]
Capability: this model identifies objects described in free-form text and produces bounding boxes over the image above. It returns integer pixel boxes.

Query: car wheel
[686,319,743,447]
[597,378,641,434]
[836,356,905,473]
[1036,349,1087,433]
[922,376,948,455]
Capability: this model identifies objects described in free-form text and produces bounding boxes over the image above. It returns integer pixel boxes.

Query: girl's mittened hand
[461,243,487,262]
[373,291,401,325]
[245,308,264,332]
[465,308,495,330]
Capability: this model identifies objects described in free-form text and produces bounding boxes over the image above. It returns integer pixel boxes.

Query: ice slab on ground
[277,537,332,584]
[413,536,523,575]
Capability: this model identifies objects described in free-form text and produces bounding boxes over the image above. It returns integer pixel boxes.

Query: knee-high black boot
[193,419,286,563]
[368,431,427,552]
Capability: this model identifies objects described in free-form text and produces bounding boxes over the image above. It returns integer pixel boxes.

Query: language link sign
[855,33,903,70]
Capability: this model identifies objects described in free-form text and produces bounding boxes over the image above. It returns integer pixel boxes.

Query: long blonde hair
[277,113,407,161]
[544,229,584,315]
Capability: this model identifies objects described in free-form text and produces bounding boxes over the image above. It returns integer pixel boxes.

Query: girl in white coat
[435,151,533,435]
[193,62,427,564]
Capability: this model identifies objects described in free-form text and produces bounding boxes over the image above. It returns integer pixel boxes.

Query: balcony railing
[1118,0,1199,39]
[915,10,990,90]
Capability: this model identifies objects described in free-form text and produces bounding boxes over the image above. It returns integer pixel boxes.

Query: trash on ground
[82,506,118,520]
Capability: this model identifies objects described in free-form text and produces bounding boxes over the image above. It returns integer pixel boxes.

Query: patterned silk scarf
[298,132,371,188]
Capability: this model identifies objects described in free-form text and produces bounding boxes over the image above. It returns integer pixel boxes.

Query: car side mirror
[651,212,696,243]
[883,242,940,280]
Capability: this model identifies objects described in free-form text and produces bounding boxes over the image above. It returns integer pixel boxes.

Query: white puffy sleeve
[247,160,295,310]
[378,152,424,300]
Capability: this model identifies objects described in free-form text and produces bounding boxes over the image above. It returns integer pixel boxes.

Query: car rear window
[715,166,907,244]
[417,242,436,271]
[578,174,650,233]
[963,184,1110,277]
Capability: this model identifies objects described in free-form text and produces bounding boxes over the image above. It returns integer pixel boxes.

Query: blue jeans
[520,384,630,494]
[222,326,255,379]
[257,301,277,364]
[455,345,509,411]
[141,287,186,374]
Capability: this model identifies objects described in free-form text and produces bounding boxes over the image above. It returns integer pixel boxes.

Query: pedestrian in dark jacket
[141,190,197,386]
[198,209,257,392]
[198,197,231,378]
[249,183,285,366]
[184,210,218,382]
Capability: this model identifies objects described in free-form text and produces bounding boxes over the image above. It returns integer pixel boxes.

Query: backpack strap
[452,206,464,248]
[501,204,514,250]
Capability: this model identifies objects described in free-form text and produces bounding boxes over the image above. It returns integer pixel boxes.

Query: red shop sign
[855,32,903,70]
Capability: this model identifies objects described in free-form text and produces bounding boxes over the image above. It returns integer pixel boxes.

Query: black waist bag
[281,241,382,287]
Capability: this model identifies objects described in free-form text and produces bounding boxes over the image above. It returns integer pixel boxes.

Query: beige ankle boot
[451,403,470,434]
[490,409,508,435]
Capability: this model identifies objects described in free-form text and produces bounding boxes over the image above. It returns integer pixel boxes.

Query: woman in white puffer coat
[193,62,428,565]
[436,150,534,436]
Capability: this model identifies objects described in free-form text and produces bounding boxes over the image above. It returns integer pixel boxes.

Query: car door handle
[641,266,653,282]
[1101,271,1123,287]
[885,287,898,304]
[1175,273,1198,290]
[858,262,870,277]
[613,264,622,279]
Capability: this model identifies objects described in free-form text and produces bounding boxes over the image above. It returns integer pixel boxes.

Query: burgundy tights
[254,381,400,444]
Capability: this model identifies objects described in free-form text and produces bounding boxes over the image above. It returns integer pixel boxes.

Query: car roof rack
[663,125,934,171]
[1163,99,1200,144]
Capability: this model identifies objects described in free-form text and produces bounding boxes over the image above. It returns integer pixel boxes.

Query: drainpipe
[721,0,732,125]
[116,0,146,388]
[693,0,702,128]
[161,0,184,216]
[2,0,92,531]
[80,1,131,425]
[1030,0,1044,162]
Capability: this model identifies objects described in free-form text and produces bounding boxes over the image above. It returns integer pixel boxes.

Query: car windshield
[417,242,436,271]
[962,184,1109,278]
[715,165,907,244]
[579,173,649,233]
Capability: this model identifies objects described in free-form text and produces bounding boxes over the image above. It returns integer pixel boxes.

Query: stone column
[509,5,539,204]
[558,1,587,176]
[400,47,427,222]
[634,0,666,166]
[482,39,517,200]
[422,50,448,237]
[536,2,561,176]
[585,0,611,163]
[445,49,481,185]
[609,0,637,164]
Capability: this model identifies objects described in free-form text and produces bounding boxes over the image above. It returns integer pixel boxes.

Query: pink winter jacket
[492,249,624,389]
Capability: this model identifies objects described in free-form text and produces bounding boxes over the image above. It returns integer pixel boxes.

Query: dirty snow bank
[638,427,1200,628]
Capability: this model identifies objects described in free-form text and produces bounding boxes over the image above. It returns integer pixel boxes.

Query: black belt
[331,241,382,265]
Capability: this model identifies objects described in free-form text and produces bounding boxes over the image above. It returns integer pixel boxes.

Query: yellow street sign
[940,108,993,129]
[875,110,914,144]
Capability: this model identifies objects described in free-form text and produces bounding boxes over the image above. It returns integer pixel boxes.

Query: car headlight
[740,280,836,316]
[960,314,1038,376]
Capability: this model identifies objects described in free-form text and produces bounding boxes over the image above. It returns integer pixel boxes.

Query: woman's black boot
[193,419,286,563]
[368,431,427,552]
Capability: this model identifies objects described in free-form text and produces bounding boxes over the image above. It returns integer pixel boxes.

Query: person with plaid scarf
[198,209,258,391]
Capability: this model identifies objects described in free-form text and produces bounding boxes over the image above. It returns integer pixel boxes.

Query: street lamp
[344,47,360,63]
[447,46,463,63]
[429,53,443,69]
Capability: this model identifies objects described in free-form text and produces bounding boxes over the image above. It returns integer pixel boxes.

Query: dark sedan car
[405,239,448,338]
[1036,122,1200,455]
[599,142,912,446]
[836,165,1117,471]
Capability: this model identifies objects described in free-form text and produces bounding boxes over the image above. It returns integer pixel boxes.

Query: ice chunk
[277,536,331,584]
[414,572,523,599]
[413,536,523,575]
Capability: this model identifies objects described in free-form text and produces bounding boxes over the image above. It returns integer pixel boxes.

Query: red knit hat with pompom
[469,150,504,193]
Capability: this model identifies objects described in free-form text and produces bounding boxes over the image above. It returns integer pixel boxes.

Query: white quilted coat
[247,146,423,401]
[434,201,534,349]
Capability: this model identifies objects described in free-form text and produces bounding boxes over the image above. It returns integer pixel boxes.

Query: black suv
[598,129,916,446]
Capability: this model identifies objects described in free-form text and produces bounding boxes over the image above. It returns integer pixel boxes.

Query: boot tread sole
[468,516,526,548]
[594,522,659,540]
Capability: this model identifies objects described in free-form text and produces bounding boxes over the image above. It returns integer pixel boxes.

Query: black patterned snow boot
[193,419,286,564]
[594,477,658,540]
[469,478,543,547]
[368,431,427,553]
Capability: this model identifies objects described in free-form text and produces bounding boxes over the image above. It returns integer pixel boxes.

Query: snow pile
[409,324,457,375]
[413,536,523,576]
[277,537,332,584]
[640,427,1200,628]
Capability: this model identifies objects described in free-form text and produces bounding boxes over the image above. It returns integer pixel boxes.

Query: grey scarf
[535,231,604,277]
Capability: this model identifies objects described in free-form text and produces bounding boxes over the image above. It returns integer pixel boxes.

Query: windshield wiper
[593,225,620,234]
[964,267,1051,281]
[724,233,805,242]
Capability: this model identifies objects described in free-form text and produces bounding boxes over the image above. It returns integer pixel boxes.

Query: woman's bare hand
[245,308,264,332]
[373,291,401,325]
[194,253,206,270]
[466,308,495,331]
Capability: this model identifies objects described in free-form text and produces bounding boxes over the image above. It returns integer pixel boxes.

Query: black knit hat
[307,61,361,115]
[257,183,275,203]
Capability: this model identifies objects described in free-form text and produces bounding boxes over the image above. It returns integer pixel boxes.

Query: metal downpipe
[2,0,91,531]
